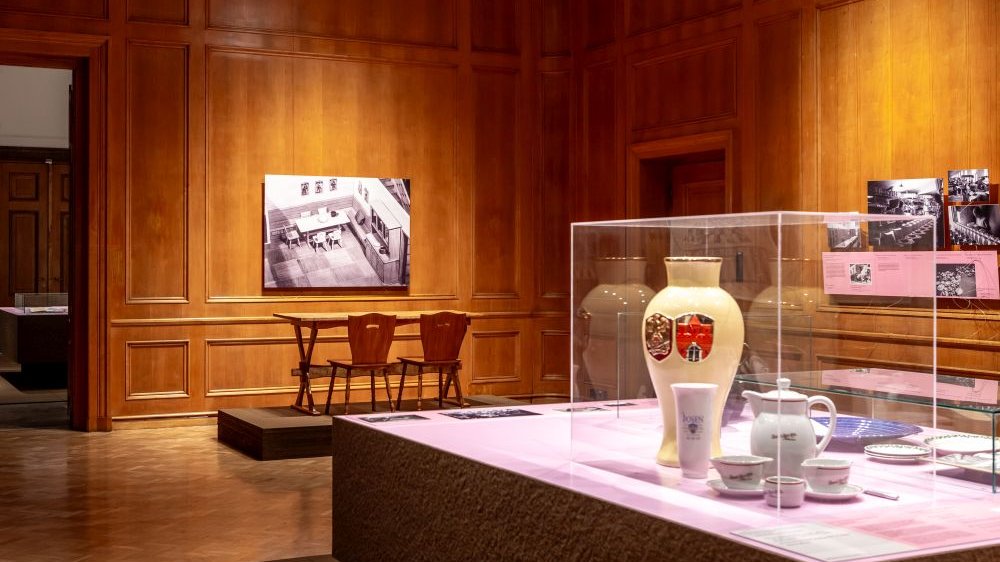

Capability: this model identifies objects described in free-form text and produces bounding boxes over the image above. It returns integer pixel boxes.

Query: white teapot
[742,378,837,477]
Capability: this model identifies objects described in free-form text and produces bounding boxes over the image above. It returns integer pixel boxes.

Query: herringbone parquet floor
[0,421,331,562]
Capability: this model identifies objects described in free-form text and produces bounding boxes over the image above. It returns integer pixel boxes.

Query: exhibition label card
[734,523,911,561]
[822,250,999,299]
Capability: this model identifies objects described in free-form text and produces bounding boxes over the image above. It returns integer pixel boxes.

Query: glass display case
[13,292,68,313]
[570,211,1000,504]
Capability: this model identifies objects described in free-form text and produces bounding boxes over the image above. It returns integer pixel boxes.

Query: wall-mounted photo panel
[263,174,411,289]
[948,204,1000,246]
[866,178,944,248]
[935,263,977,297]
[947,169,990,203]
[827,220,862,250]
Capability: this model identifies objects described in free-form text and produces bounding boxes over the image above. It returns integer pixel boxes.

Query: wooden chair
[394,312,468,411]
[325,313,398,415]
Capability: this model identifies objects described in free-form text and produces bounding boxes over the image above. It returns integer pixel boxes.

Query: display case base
[218,407,332,460]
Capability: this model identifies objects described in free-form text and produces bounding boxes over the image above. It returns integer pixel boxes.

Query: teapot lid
[759,378,807,402]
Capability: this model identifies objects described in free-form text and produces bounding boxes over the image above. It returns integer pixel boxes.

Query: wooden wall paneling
[9,211,39,295]
[51,163,70,293]
[127,0,188,24]
[817,3,859,213]
[469,329,522,393]
[535,328,570,395]
[625,0,741,37]
[889,0,932,174]
[207,0,458,49]
[754,13,800,211]
[541,0,570,56]
[471,67,520,298]
[929,0,970,170]
[584,0,616,49]
[628,40,737,134]
[581,61,619,220]
[205,336,331,396]
[538,71,571,298]
[852,0,890,207]
[0,0,107,19]
[205,50,294,299]
[126,42,188,302]
[124,340,190,399]
[471,0,518,53]
[968,0,998,171]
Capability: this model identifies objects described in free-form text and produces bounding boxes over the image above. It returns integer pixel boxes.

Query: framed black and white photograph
[849,263,872,285]
[827,220,862,250]
[263,174,411,289]
[866,178,944,248]
[948,204,1000,246]
[936,263,977,297]
[948,169,990,203]
[441,408,542,420]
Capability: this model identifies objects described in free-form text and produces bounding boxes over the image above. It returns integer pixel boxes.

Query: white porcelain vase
[642,257,745,467]
[578,258,654,400]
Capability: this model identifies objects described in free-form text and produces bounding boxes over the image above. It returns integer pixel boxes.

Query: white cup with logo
[671,383,718,479]
[801,458,851,492]
[764,475,806,508]
[710,455,772,490]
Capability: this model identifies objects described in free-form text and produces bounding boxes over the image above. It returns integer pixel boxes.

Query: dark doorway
[635,149,726,218]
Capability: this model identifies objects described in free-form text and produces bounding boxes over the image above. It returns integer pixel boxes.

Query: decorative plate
[812,416,923,445]
[805,484,864,501]
[706,479,764,497]
[935,453,1000,474]
[924,434,1000,455]
[863,443,932,458]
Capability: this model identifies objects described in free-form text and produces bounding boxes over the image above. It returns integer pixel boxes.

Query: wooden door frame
[625,130,734,219]
[0,32,110,431]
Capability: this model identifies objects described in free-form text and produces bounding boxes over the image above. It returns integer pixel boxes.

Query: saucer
[805,484,864,501]
[706,479,764,497]
[864,453,929,464]
[925,434,1000,455]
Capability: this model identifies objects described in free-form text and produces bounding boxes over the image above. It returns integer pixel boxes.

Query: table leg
[291,323,322,415]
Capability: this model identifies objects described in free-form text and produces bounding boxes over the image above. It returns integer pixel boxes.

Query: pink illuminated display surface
[346,401,1000,561]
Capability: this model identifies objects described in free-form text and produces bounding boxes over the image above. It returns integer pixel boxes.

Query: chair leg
[437,367,444,409]
[382,368,394,412]
[395,363,408,411]
[369,370,377,412]
[343,368,351,415]
[451,364,465,408]
[416,365,424,410]
[324,367,337,416]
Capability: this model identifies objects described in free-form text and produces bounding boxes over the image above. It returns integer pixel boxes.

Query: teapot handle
[808,395,838,456]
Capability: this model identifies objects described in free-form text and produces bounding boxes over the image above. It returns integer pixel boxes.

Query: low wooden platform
[219,395,525,461]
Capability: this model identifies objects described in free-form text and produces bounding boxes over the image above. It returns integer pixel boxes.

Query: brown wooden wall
[0,0,573,424]
[571,0,1000,382]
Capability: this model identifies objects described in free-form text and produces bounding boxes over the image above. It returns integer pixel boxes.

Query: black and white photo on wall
[947,169,990,203]
[948,204,1000,246]
[849,263,872,285]
[263,174,411,289]
[827,220,862,250]
[866,178,944,248]
[936,264,977,297]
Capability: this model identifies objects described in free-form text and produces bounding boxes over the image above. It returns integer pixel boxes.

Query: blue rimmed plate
[811,416,923,445]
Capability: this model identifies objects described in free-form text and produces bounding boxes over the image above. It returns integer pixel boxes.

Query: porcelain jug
[742,378,837,477]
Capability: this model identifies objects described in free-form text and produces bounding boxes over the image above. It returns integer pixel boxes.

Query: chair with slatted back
[394,312,468,411]
[325,313,398,415]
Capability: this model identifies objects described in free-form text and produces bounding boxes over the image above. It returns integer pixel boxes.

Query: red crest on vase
[644,313,673,361]
[675,313,714,363]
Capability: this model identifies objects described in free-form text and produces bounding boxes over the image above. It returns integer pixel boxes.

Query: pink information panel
[822,250,999,299]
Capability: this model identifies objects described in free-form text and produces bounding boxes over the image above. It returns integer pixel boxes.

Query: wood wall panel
[626,0,741,36]
[581,62,618,220]
[0,0,107,19]
[541,0,570,56]
[470,330,520,383]
[629,41,736,132]
[207,0,458,48]
[289,58,459,299]
[539,329,569,381]
[205,338,325,395]
[9,172,39,200]
[126,42,188,302]
[888,1,932,175]
[125,340,189,399]
[9,212,38,294]
[472,0,518,53]
[585,0,616,48]
[127,0,187,24]
[472,68,519,298]
[539,71,571,298]
[754,13,800,211]
[206,50,294,298]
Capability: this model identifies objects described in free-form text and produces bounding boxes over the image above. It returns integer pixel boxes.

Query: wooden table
[274,311,477,415]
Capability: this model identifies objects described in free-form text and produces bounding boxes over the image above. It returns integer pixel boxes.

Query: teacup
[710,455,772,490]
[801,458,851,492]
[763,476,805,508]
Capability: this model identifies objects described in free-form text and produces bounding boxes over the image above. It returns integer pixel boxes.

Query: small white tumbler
[670,383,718,479]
